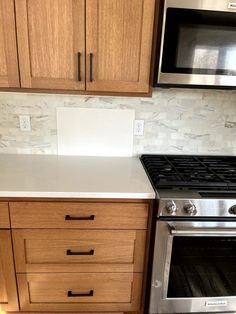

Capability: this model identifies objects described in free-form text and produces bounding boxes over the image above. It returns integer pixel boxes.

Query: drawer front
[0,202,10,228]
[17,273,143,311]
[13,229,146,273]
[10,201,148,229]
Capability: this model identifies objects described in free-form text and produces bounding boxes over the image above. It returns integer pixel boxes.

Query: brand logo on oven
[205,300,228,307]
[228,2,236,9]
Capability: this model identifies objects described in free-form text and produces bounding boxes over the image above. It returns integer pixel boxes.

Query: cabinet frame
[0,0,20,87]
[0,230,19,311]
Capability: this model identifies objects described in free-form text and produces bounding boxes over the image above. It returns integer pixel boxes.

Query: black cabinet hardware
[66,249,94,256]
[89,53,93,82]
[77,52,81,81]
[65,214,95,221]
[67,290,94,297]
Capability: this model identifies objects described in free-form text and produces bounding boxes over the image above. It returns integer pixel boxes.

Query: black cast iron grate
[140,155,236,190]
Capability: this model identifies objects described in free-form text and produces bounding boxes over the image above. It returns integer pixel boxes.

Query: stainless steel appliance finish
[157,0,236,87]
[158,192,236,218]
[150,220,236,314]
[141,155,236,314]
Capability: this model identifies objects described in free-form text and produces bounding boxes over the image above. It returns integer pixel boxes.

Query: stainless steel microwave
[156,0,236,88]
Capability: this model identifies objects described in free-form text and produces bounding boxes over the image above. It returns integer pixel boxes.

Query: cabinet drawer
[13,229,146,273]
[0,202,10,228]
[10,201,148,229]
[17,273,143,312]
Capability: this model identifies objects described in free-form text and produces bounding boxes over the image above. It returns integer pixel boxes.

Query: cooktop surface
[141,155,236,190]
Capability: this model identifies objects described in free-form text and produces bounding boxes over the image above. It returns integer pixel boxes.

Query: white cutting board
[57,108,135,157]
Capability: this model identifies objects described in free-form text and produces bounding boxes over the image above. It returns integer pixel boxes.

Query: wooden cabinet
[15,0,85,90]
[13,229,146,273]
[9,199,150,313]
[86,0,155,93]
[17,273,143,312]
[0,0,155,94]
[3,199,152,313]
[0,0,20,88]
[0,231,19,311]
[0,202,10,228]
[10,201,149,229]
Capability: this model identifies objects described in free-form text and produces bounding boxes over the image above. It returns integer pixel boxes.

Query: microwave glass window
[162,8,236,75]
[167,237,236,298]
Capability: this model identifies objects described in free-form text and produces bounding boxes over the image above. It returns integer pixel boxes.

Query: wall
[0,88,236,156]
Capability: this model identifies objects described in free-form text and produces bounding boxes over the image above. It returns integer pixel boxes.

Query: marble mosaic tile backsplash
[0,88,236,156]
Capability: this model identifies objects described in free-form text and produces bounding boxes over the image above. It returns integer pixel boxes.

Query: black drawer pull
[65,214,95,221]
[89,53,93,82]
[67,290,94,297]
[77,52,81,81]
[67,249,94,256]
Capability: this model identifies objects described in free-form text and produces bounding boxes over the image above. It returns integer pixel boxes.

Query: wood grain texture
[0,202,10,228]
[17,273,143,312]
[13,229,146,273]
[86,0,155,93]
[0,231,19,311]
[0,0,20,87]
[10,201,149,229]
[0,86,152,97]
[15,0,85,90]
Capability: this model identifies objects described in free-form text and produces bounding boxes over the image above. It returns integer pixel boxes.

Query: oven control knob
[229,205,236,215]
[184,203,197,216]
[166,201,177,215]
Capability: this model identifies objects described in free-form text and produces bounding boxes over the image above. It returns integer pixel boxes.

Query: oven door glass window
[168,237,236,298]
[162,8,236,75]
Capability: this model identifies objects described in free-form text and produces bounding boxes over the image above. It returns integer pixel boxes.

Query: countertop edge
[0,191,156,199]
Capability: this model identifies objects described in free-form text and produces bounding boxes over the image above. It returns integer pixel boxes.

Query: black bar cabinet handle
[67,290,94,298]
[67,249,94,256]
[65,214,95,221]
[77,52,81,81]
[89,53,93,82]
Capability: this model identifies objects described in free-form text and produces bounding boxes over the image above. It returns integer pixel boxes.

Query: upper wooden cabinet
[0,0,20,88]
[0,231,19,311]
[0,0,155,94]
[15,0,85,90]
[86,0,155,93]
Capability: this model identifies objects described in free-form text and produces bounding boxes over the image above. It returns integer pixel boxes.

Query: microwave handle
[169,225,236,236]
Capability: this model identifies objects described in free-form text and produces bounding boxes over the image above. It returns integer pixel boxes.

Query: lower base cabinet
[3,199,152,314]
[17,273,143,312]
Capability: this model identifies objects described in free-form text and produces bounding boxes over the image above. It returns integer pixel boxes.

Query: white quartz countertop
[0,154,155,199]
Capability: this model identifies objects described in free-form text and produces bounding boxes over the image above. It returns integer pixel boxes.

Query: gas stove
[141,154,236,219]
[142,155,236,314]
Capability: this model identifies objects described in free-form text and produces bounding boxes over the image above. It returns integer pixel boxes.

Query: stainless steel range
[141,155,236,314]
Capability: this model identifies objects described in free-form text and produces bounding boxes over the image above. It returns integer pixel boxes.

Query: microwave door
[157,4,236,87]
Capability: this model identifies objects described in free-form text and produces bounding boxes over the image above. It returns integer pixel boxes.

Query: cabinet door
[15,0,85,90]
[0,231,19,311]
[0,0,19,87]
[86,0,155,93]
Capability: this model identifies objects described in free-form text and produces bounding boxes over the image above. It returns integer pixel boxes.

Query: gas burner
[141,154,236,190]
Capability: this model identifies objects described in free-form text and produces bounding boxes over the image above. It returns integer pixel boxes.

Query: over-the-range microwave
[155,0,236,88]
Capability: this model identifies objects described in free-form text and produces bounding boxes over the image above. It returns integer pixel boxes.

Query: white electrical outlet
[134,119,144,136]
[19,115,31,132]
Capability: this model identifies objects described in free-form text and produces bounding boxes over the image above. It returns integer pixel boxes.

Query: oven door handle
[169,225,236,236]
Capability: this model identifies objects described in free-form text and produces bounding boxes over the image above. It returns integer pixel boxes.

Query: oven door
[149,220,236,313]
[158,0,236,87]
